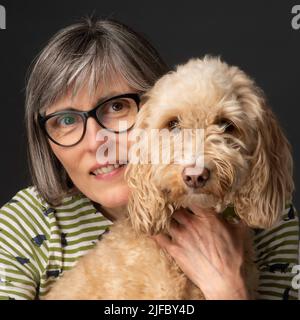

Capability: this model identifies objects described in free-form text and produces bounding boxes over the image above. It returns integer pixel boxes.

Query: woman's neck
[92,202,127,222]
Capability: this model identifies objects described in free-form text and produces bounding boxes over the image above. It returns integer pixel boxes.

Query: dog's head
[125,57,294,234]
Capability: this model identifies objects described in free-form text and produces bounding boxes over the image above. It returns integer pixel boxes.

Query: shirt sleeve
[0,189,50,300]
[254,203,299,300]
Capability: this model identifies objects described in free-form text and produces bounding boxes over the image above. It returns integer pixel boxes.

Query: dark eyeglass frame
[38,93,141,147]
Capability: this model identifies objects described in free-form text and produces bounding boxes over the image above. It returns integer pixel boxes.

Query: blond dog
[45,57,294,300]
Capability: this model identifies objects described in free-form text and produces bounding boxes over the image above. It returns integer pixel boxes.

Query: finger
[223,217,247,233]
[215,219,249,251]
[151,233,172,249]
[230,221,250,240]
[172,209,192,225]
[188,204,216,218]
[168,218,184,240]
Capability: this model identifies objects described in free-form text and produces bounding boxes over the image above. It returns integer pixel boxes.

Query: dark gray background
[0,0,299,209]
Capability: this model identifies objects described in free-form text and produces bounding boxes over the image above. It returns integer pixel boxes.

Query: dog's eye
[168,119,180,130]
[218,119,235,133]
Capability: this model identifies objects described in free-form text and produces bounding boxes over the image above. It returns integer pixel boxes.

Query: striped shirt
[0,186,299,300]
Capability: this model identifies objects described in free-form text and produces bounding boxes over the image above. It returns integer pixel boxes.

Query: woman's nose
[83,118,105,151]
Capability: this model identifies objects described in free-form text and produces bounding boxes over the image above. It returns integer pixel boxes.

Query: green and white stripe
[0,186,299,300]
[0,186,112,300]
[254,204,299,300]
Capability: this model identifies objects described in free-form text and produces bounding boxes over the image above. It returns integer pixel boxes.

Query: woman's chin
[91,184,130,209]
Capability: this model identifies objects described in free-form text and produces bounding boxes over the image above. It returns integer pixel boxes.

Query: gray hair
[25,17,168,206]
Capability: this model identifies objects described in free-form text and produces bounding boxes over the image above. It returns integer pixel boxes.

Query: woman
[0,18,298,300]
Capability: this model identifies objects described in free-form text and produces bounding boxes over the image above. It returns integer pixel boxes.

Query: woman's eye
[111,102,124,112]
[57,115,77,126]
[102,100,130,115]
[107,100,130,113]
[168,119,179,130]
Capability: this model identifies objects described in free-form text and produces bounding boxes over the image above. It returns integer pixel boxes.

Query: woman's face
[46,79,135,210]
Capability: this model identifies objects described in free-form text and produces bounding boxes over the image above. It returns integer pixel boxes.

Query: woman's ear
[231,69,294,228]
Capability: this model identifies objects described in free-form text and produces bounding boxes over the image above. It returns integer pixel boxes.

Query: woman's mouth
[90,163,126,179]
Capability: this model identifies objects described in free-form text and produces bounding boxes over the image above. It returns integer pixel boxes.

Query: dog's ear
[231,68,294,228]
[125,163,172,235]
[124,99,173,235]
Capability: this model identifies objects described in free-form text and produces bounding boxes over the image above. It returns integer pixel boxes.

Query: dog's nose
[182,167,210,189]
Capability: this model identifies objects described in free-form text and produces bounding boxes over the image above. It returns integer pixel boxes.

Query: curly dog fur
[45,57,294,300]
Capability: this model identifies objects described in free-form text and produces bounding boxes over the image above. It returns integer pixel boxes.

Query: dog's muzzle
[182,167,210,189]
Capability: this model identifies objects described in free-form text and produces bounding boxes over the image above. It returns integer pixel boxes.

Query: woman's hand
[152,204,250,300]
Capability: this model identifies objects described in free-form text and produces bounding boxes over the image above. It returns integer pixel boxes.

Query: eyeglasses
[38,93,140,147]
